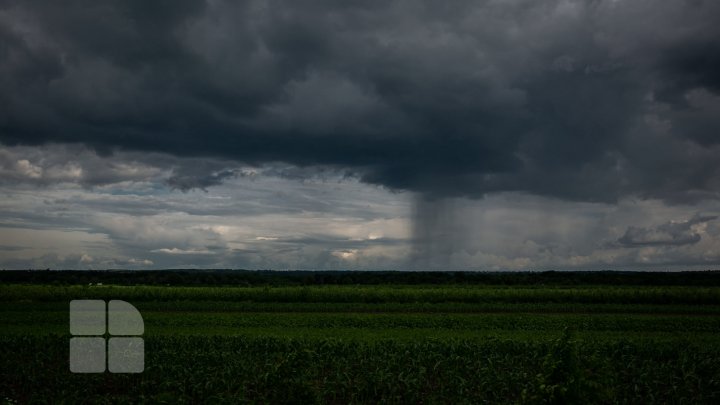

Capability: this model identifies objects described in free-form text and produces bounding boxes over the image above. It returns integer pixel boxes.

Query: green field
[2,282,720,403]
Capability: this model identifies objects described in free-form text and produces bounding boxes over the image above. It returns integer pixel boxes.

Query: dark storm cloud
[1,0,720,202]
[167,167,240,192]
[617,214,717,247]
[0,245,25,251]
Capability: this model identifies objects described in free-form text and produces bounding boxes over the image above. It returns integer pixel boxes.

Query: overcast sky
[1,0,719,270]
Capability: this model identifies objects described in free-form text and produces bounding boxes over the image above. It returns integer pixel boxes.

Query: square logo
[69,300,145,373]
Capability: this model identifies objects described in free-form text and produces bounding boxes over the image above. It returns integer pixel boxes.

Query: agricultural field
[2,273,720,403]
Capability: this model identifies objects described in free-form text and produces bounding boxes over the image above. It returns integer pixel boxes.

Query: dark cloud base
[0,0,719,204]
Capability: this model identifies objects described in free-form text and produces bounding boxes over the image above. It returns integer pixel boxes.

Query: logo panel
[69,300,144,373]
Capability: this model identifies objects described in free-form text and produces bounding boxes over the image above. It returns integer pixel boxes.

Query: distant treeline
[2,269,720,286]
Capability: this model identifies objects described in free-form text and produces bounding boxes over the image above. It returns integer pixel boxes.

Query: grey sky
[1,0,719,270]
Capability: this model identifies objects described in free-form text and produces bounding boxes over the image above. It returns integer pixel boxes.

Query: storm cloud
[1,1,720,270]
[617,214,717,247]
[0,0,718,203]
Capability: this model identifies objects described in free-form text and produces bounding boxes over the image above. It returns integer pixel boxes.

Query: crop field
[2,278,720,403]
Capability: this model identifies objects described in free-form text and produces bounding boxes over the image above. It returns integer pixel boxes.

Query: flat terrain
[2,281,720,403]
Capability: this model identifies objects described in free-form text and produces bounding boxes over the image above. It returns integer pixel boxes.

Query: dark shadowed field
[2,271,720,403]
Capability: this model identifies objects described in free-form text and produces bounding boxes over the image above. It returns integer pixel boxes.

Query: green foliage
[2,336,720,404]
[3,282,720,403]
[4,284,720,305]
[522,328,612,404]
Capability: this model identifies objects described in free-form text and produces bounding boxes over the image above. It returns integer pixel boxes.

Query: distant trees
[2,269,720,286]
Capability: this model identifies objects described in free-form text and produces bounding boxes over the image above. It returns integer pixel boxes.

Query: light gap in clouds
[0,144,719,270]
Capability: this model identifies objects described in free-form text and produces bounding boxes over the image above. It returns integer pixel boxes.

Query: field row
[7,300,720,315]
[5,284,720,304]
[5,305,720,345]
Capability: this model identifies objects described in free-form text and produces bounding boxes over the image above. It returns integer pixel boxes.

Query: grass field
[2,282,720,403]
